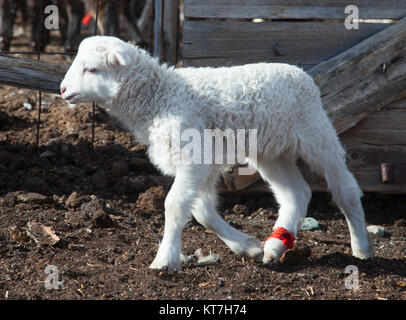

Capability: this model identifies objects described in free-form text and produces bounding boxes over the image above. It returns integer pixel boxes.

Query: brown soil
[1,26,406,301]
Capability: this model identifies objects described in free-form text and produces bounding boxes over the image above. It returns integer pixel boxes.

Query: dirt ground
[1,25,406,301]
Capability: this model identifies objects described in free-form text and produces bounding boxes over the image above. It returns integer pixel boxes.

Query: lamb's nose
[60,87,66,94]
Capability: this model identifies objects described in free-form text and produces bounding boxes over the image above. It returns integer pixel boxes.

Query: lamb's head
[60,36,132,105]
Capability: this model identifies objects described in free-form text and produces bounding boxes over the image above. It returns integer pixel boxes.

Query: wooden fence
[1,0,406,193]
[180,0,406,193]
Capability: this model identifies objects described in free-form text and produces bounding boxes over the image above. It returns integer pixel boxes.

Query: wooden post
[163,0,179,66]
[154,0,179,65]
[153,0,164,61]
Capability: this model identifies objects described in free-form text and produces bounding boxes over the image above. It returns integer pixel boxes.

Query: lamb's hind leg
[301,146,373,259]
[191,171,263,261]
[298,113,373,259]
[328,162,373,259]
[256,156,312,263]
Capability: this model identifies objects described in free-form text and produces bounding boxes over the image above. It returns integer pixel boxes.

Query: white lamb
[60,36,373,270]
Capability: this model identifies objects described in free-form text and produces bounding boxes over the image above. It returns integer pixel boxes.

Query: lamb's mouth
[63,94,79,102]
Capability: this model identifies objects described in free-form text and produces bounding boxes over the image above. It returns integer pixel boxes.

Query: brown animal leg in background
[30,0,52,52]
[63,0,85,51]
[0,0,18,52]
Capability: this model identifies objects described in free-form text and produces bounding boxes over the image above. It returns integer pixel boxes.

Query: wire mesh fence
[0,0,153,149]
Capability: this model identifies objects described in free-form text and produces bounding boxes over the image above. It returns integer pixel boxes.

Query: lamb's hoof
[149,257,182,271]
[241,238,263,262]
[262,238,286,264]
[352,248,374,260]
[352,235,374,260]
[263,255,280,264]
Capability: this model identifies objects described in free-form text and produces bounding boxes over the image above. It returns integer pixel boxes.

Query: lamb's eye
[83,67,97,73]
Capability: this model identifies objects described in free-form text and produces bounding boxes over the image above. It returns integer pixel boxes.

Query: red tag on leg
[266,227,295,249]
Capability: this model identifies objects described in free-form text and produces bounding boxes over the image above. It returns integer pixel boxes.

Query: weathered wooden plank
[0,55,68,94]
[184,0,406,19]
[182,20,390,68]
[339,106,406,146]
[183,20,389,42]
[183,57,313,69]
[384,97,406,110]
[309,16,406,134]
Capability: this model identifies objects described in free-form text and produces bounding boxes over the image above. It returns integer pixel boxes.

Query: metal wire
[35,0,44,147]
[91,0,100,150]
[2,0,151,150]
[94,0,100,35]
[0,1,101,149]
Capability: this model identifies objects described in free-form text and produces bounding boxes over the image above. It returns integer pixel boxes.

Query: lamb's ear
[107,47,130,68]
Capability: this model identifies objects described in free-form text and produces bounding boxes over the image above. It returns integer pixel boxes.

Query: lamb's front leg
[149,166,208,271]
